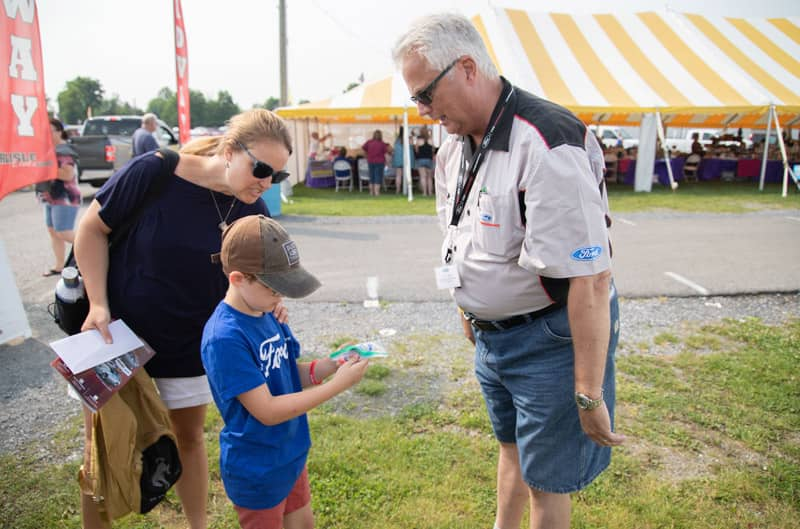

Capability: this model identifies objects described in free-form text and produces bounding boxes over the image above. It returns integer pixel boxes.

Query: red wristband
[309,359,322,385]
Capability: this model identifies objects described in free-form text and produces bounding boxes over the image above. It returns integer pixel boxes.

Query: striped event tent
[276,9,800,191]
[472,8,800,130]
[277,9,800,129]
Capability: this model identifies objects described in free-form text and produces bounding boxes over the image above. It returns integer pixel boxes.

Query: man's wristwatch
[575,391,604,411]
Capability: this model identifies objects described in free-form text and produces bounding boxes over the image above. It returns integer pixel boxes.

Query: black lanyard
[445,86,514,265]
[448,86,514,229]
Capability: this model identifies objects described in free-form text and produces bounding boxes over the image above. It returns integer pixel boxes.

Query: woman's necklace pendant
[218,221,228,232]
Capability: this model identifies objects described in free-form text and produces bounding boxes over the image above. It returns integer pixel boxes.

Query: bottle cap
[61,266,80,287]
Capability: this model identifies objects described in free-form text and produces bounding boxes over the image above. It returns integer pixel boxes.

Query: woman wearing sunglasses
[74,108,292,529]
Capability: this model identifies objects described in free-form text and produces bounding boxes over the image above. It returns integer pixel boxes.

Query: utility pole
[279,0,288,106]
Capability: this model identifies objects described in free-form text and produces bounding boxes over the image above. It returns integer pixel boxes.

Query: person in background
[74,108,292,529]
[202,214,368,529]
[40,117,82,276]
[332,146,353,177]
[393,13,623,529]
[132,113,160,156]
[415,130,434,196]
[391,126,415,193]
[308,131,332,160]
[690,132,705,157]
[362,130,391,197]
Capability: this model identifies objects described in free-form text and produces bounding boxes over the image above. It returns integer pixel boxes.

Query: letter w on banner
[0,0,56,200]
[174,0,191,146]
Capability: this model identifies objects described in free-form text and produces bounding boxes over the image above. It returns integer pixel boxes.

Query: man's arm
[568,270,624,446]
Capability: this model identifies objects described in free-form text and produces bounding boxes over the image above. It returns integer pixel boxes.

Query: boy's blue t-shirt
[201,301,311,510]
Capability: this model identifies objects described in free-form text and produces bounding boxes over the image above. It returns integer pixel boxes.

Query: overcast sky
[36,0,798,116]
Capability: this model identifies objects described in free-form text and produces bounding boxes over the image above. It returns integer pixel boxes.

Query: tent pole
[403,107,413,202]
[771,108,796,197]
[759,106,773,192]
[656,111,678,190]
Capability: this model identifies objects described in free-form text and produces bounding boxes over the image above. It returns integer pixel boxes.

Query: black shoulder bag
[50,149,179,335]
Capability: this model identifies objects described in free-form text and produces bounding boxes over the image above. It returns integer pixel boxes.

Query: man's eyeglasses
[235,140,290,184]
[410,58,458,106]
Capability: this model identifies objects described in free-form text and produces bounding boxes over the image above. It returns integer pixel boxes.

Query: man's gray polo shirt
[435,79,612,321]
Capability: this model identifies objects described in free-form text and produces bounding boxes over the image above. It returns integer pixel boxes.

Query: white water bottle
[56,266,85,303]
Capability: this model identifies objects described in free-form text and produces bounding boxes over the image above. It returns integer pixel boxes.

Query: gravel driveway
[2,293,797,459]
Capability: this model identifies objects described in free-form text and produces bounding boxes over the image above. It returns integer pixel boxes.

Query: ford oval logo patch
[571,246,602,261]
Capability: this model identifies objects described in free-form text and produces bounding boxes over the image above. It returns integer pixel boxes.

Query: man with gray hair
[132,112,159,156]
[393,13,624,529]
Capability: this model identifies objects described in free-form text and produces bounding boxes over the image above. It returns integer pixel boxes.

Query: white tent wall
[636,114,658,192]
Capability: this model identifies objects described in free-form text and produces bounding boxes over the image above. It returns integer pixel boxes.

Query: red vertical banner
[174,0,190,146]
[0,0,55,200]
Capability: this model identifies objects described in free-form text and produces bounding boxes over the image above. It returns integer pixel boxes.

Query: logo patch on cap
[282,240,300,266]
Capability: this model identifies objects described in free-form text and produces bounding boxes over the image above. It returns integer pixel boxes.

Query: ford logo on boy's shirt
[571,246,602,261]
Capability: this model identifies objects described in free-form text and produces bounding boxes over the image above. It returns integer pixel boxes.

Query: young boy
[201,214,369,529]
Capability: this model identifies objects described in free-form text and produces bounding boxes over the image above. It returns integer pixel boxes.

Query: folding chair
[357,158,370,192]
[333,160,353,192]
[683,153,701,182]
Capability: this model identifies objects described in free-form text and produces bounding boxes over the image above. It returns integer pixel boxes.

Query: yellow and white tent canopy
[276,73,426,124]
[277,9,800,130]
[475,8,800,129]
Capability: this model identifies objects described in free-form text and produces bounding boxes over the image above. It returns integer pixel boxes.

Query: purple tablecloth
[697,158,737,181]
[623,158,684,186]
[305,160,335,188]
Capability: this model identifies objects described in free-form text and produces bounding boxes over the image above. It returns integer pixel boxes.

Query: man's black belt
[463,302,564,332]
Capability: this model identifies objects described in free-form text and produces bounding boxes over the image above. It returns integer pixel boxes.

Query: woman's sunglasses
[235,140,290,184]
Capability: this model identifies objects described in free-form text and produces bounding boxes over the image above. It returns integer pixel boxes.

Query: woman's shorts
[153,375,214,409]
[44,203,79,232]
[473,285,620,493]
[234,467,311,529]
[416,158,433,169]
[68,374,213,410]
[368,163,384,184]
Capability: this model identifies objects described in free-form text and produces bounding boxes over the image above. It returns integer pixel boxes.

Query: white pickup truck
[588,125,639,149]
[663,129,718,154]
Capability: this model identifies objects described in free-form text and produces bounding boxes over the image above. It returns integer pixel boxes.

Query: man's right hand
[460,310,475,345]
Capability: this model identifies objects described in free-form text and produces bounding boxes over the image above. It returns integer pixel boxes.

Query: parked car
[663,129,719,154]
[64,124,83,138]
[588,125,638,149]
[69,115,178,187]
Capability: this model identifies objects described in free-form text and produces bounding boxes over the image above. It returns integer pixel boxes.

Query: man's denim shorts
[474,285,620,493]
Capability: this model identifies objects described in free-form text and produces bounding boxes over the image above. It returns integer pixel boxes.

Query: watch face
[575,393,602,410]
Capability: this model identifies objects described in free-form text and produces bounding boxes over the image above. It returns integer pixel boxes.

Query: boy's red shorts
[234,467,311,529]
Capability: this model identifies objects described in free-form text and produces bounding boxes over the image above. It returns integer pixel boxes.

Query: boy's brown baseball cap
[219,215,321,298]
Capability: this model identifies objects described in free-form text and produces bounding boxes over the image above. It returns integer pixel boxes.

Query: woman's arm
[56,161,74,182]
[74,200,114,342]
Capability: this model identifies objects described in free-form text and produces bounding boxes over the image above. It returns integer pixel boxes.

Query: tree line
[55,76,287,127]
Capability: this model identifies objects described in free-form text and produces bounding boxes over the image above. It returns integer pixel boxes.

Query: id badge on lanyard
[436,226,461,289]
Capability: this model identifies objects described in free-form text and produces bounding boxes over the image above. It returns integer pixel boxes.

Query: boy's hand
[272,301,289,324]
[331,357,369,390]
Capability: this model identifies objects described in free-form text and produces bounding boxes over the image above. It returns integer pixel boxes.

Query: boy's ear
[228,270,245,285]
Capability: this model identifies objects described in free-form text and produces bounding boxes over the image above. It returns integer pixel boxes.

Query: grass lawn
[2,318,798,528]
[282,181,799,217]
